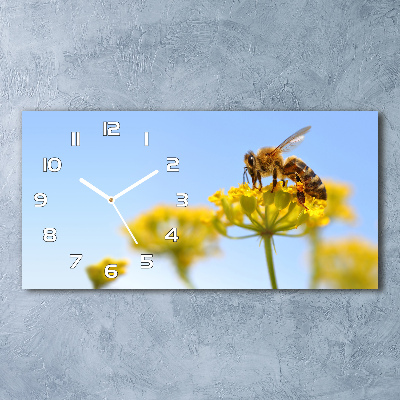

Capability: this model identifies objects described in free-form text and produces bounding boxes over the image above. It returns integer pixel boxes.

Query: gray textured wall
[0,1,395,398]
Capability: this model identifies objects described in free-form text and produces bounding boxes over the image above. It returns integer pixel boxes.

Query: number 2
[167,157,179,172]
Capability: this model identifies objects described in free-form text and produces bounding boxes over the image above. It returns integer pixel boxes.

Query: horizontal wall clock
[22,111,377,289]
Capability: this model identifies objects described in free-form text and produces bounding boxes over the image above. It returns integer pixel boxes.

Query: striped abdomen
[283,156,327,200]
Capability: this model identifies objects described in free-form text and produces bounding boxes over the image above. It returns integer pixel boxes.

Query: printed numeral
[71,132,80,146]
[34,193,48,207]
[103,121,120,136]
[176,193,188,207]
[43,228,57,242]
[165,228,179,242]
[167,157,179,172]
[141,254,154,269]
[70,254,83,269]
[105,264,118,278]
[43,157,62,172]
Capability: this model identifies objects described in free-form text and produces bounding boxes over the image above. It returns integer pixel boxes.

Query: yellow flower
[209,182,327,289]
[208,189,225,206]
[123,205,219,287]
[209,182,327,236]
[86,257,129,289]
[313,237,378,289]
[323,180,356,223]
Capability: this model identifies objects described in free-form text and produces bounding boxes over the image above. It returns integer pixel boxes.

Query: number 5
[141,254,154,269]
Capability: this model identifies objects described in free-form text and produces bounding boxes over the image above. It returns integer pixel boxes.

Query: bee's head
[243,151,256,184]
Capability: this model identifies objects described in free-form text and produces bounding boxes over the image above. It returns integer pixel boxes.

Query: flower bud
[212,218,227,236]
[296,210,310,226]
[221,197,233,222]
[263,191,275,206]
[240,195,257,214]
[274,190,291,210]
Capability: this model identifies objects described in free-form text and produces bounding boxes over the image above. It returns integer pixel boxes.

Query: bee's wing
[271,126,311,154]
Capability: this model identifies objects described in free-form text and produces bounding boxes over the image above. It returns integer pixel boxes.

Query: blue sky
[22,111,378,289]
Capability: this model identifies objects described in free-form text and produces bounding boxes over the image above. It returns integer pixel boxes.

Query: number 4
[165,228,179,242]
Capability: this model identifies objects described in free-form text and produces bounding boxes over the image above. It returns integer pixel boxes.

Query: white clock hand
[113,169,159,201]
[79,178,111,202]
[112,202,138,244]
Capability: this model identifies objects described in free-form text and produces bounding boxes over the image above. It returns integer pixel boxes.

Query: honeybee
[243,126,327,207]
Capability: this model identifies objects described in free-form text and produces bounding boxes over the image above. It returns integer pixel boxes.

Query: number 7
[70,254,83,269]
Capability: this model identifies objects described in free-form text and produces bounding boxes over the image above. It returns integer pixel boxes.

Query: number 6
[105,264,118,278]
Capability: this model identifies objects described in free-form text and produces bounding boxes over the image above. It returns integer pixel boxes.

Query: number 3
[176,193,188,207]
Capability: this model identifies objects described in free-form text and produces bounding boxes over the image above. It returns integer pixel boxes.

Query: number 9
[34,193,48,207]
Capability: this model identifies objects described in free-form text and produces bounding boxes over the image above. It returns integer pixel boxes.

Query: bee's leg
[257,171,262,190]
[251,173,257,189]
[272,169,277,192]
[295,174,308,210]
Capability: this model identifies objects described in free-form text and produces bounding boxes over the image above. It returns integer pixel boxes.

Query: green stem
[248,213,264,230]
[309,228,320,289]
[226,233,260,239]
[274,202,296,225]
[275,230,308,238]
[234,222,260,231]
[264,235,278,289]
[256,206,264,220]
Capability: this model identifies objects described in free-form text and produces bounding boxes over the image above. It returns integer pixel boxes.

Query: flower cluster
[123,205,220,287]
[209,182,327,238]
[323,180,356,223]
[209,182,327,289]
[313,237,378,289]
[86,257,129,289]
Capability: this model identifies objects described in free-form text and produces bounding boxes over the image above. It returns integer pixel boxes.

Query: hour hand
[79,178,111,202]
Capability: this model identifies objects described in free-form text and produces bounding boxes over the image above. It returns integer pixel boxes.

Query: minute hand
[113,170,159,201]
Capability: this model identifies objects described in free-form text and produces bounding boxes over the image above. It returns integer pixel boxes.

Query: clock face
[23,111,197,289]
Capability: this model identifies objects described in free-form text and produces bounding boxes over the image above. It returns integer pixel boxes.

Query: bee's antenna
[243,167,250,185]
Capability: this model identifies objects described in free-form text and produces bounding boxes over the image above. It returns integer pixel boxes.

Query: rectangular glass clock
[22,111,378,289]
